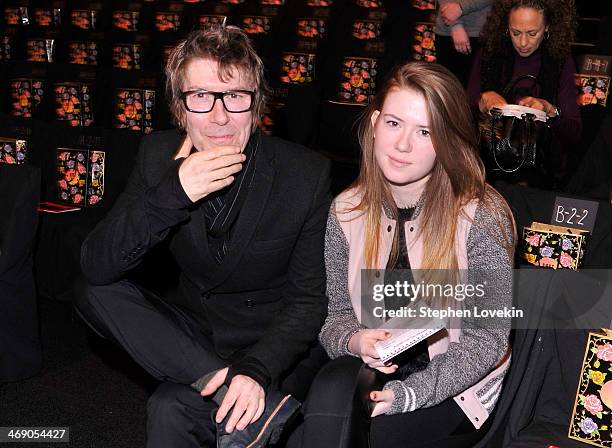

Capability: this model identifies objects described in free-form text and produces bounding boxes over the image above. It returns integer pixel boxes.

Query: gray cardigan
[320,198,513,416]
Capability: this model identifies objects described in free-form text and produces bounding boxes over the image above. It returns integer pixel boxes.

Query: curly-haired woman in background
[467,0,582,184]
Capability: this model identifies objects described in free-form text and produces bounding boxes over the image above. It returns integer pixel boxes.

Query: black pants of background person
[75,279,328,448]
[287,356,491,448]
[435,35,480,87]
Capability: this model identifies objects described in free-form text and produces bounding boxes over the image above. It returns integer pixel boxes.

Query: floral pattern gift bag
[522,222,589,270]
[569,330,612,447]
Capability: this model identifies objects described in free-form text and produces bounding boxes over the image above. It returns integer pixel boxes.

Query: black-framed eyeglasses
[181,89,255,113]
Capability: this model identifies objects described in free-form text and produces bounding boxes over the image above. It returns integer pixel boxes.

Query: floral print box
[569,331,612,447]
[56,148,105,207]
[0,137,27,165]
[521,222,589,270]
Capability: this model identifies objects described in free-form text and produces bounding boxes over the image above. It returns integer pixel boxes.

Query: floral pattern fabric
[112,44,142,70]
[68,41,98,66]
[242,16,271,35]
[0,138,27,165]
[199,15,226,30]
[112,11,139,31]
[34,8,61,27]
[569,332,612,447]
[280,52,315,84]
[10,79,44,118]
[522,222,588,270]
[155,12,181,32]
[26,38,54,63]
[114,89,155,134]
[57,148,105,207]
[71,10,97,30]
[576,75,610,107]
[297,19,326,39]
[54,84,94,127]
[337,57,377,104]
[412,22,436,63]
[412,0,436,10]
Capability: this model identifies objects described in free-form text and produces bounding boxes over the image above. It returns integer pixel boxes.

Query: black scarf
[383,206,430,376]
[201,131,261,264]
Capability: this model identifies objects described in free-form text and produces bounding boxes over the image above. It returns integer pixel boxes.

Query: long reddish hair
[347,62,515,271]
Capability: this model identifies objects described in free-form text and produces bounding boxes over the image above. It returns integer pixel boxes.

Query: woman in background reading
[467,0,581,185]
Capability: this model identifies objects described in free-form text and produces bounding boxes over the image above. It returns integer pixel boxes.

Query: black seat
[0,163,42,381]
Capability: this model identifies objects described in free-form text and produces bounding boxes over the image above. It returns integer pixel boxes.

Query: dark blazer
[81,129,331,385]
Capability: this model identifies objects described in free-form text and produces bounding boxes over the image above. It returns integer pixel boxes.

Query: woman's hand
[348,329,399,374]
[479,91,508,114]
[450,25,471,55]
[370,389,395,417]
[518,96,557,117]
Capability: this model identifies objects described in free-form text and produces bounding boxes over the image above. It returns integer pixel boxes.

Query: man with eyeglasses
[77,26,330,448]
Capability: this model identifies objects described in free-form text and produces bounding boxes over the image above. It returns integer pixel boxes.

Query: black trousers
[287,356,491,448]
[435,34,480,87]
[75,279,327,448]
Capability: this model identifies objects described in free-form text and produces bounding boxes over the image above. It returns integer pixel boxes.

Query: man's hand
[440,2,463,25]
[348,330,398,374]
[479,91,508,114]
[370,389,395,417]
[201,369,265,433]
[450,25,471,55]
[177,134,246,203]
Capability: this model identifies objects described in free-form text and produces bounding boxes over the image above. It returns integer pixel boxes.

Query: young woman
[289,62,516,448]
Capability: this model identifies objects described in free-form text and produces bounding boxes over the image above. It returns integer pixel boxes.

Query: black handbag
[480,75,552,174]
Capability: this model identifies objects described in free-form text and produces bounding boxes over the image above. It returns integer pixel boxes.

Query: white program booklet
[498,104,548,122]
[374,313,447,363]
